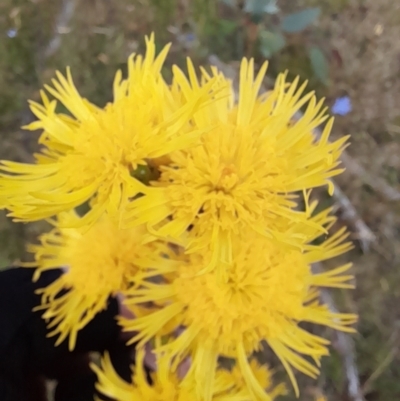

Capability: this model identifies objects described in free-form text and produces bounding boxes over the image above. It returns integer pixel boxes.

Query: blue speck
[7,28,17,38]
[185,33,196,42]
[331,96,352,116]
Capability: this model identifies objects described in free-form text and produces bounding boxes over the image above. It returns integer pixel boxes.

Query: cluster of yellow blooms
[0,34,357,400]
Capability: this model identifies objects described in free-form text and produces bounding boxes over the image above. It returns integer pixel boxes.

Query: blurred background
[0,0,399,400]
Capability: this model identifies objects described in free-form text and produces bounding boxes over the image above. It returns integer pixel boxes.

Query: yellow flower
[28,211,176,351]
[92,348,285,401]
[93,350,185,401]
[119,215,356,400]
[124,58,349,274]
[0,34,218,226]
[227,359,287,400]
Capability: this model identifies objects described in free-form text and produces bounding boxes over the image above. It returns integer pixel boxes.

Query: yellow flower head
[124,59,349,274]
[218,359,287,400]
[28,211,176,351]
[93,350,189,401]
[119,215,356,400]
[92,349,285,401]
[0,34,218,226]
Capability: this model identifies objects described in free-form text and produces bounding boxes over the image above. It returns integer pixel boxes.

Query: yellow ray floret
[119,224,356,400]
[0,34,220,226]
[92,348,286,401]
[27,211,177,351]
[124,58,349,274]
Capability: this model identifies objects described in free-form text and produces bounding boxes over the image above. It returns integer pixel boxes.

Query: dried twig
[291,111,376,253]
[340,151,400,202]
[311,263,364,401]
[329,184,376,253]
[319,287,365,401]
[44,0,76,59]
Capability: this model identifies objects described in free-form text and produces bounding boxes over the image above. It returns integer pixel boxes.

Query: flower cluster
[92,349,286,401]
[0,34,357,400]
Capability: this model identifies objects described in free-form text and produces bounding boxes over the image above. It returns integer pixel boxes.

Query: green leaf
[281,7,321,33]
[244,0,271,15]
[264,0,279,15]
[308,46,330,85]
[259,30,286,58]
[244,0,280,22]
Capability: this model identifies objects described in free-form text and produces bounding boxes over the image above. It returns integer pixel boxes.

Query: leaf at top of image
[281,7,321,33]
[244,0,279,15]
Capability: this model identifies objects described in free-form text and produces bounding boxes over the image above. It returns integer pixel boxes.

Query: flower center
[214,163,239,193]
[173,245,310,355]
